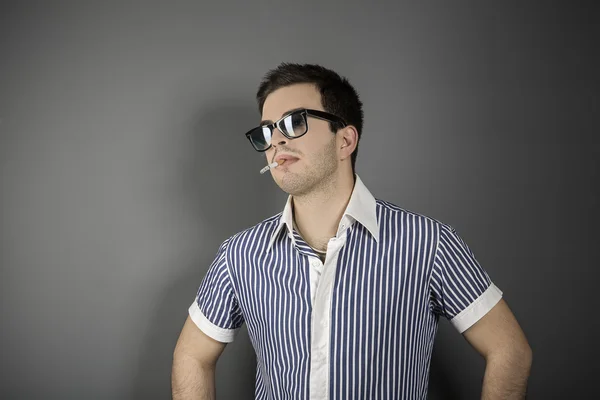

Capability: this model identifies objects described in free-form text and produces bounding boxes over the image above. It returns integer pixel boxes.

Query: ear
[339,125,358,160]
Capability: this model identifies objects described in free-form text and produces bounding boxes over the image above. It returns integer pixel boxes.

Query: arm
[463,298,533,400]
[172,316,227,400]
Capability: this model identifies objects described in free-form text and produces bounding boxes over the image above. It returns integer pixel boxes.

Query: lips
[278,158,298,167]
[275,154,300,164]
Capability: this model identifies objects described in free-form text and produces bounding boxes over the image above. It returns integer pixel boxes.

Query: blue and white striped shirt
[189,174,503,399]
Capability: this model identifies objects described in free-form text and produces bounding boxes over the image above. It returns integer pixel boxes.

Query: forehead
[261,83,323,120]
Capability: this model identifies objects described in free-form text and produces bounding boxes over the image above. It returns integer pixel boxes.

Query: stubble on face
[276,135,339,199]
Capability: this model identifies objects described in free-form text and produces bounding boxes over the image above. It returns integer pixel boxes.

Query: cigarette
[259,159,286,174]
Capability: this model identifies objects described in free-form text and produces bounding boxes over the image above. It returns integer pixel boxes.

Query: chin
[276,175,317,197]
[274,174,297,190]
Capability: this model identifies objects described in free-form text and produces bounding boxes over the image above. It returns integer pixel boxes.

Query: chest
[232,240,432,340]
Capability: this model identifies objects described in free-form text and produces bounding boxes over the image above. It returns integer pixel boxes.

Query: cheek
[305,139,337,166]
[307,127,334,148]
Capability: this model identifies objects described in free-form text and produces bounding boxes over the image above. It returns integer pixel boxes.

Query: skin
[172,317,226,400]
[172,82,532,399]
[463,299,533,399]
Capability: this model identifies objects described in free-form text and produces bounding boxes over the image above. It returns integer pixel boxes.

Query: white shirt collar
[267,174,379,251]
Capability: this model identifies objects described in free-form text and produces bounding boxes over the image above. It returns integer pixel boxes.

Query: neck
[292,171,355,250]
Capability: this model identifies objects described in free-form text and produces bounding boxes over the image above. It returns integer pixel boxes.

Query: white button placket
[309,259,323,306]
[309,231,348,400]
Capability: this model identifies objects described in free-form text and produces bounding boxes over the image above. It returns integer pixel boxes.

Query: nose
[270,125,288,147]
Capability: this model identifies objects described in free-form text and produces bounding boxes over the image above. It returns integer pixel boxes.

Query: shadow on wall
[130,98,277,399]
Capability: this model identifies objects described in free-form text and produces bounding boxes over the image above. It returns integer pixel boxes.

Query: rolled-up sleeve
[429,224,503,333]
[188,239,244,343]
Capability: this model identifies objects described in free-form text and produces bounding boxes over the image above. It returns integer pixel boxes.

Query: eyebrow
[260,107,305,126]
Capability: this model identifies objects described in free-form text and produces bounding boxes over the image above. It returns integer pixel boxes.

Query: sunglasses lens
[281,112,307,137]
[248,126,272,151]
[247,111,308,151]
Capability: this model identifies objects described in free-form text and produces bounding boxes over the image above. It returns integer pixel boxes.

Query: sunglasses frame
[245,108,347,152]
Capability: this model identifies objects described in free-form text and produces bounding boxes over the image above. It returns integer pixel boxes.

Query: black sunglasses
[245,108,347,152]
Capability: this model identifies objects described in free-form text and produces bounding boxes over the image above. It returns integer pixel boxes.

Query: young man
[172,63,532,399]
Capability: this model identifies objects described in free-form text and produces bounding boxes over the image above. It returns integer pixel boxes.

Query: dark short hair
[256,63,364,173]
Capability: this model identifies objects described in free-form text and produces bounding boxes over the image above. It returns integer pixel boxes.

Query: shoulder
[222,212,283,251]
[375,198,452,232]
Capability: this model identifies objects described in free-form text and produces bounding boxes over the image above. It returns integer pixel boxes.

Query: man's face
[261,83,340,196]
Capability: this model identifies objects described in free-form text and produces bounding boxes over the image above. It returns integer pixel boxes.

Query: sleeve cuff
[188,301,240,343]
[450,283,503,333]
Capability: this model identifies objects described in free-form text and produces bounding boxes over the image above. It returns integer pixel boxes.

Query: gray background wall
[1,1,597,399]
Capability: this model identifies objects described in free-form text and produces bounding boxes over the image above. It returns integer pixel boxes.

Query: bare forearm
[481,349,532,400]
[172,353,216,400]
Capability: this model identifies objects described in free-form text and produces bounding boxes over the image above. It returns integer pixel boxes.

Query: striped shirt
[189,174,503,399]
